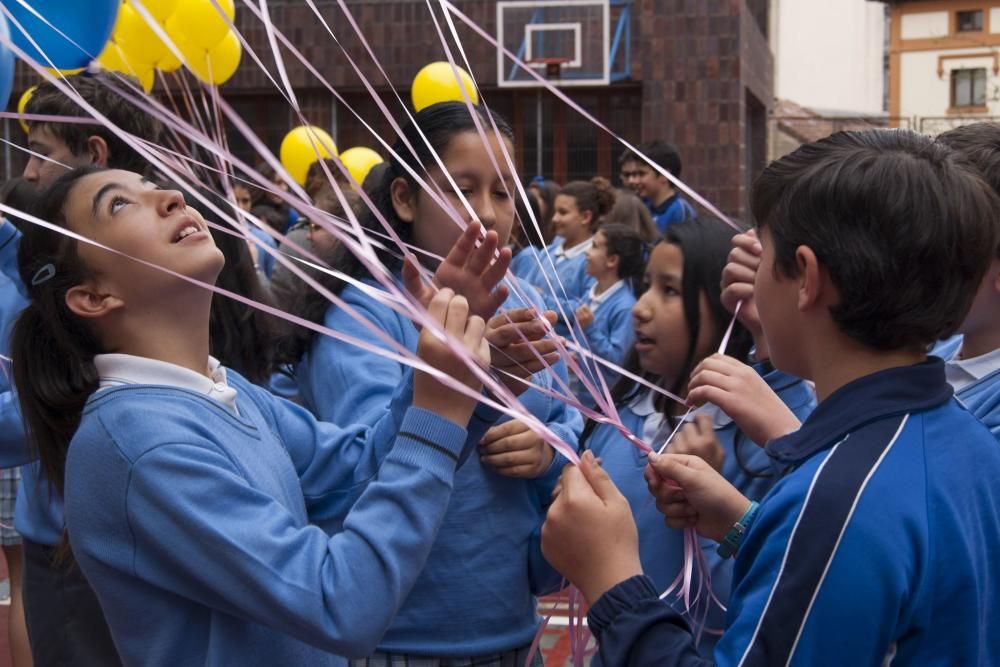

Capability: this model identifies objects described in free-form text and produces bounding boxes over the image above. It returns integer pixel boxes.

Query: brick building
[5,0,773,217]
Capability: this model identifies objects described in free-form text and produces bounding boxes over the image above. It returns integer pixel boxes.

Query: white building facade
[889,1,1000,132]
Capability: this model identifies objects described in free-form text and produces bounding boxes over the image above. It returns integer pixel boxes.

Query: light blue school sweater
[296,278,582,657]
[585,361,815,659]
[65,370,470,667]
[0,222,30,469]
[936,334,1000,440]
[0,223,66,546]
[571,281,636,406]
[514,238,595,336]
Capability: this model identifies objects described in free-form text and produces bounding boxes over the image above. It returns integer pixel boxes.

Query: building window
[956,10,983,32]
[951,68,987,108]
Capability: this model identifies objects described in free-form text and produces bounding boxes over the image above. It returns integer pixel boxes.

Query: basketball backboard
[496,0,610,87]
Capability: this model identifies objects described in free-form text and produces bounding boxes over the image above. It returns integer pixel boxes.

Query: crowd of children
[0,71,995,667]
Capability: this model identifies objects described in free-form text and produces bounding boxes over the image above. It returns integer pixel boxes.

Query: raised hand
[486,307,560,396]
[645,452,751,543]
[574,304,594,329]
[541,451,643,604]
[412,288,490,427]
[721,230,766,355]
[479,419,555,478]
[686,353,801,446]
[431,222,512,321]
[666,414,725,471]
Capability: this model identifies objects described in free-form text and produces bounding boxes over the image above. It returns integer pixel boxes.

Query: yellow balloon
[17,86,37,134]
[96,42,155,93]
[339,147,384,185]
[42,67,86,76]
[165,0,235,51]
[131,0,180,22]
[114,3,171,66]
[181,30,241,85]
[156,48,183,73]
[411,62,479,112]
[280,126,338,187]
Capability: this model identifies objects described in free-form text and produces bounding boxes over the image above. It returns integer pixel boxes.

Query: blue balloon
[5,0,120,70]
[0,14,13,110]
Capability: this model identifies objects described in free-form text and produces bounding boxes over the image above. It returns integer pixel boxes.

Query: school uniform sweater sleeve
[0,222,23,294]
[588,575,712,667]
[582,297,635,372]
[0,267,30,468]
[69,405,469,658]
[300,288,498,462]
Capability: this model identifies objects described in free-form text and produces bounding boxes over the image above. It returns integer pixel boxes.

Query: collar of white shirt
[945,346,1000,392]
[555,236,593,261]
[93,353,240,415]
[587,279,626,309]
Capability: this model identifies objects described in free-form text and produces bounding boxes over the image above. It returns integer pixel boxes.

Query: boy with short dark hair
[542,129,1000,666]
[22,71,161,189]
[618,140,695,233]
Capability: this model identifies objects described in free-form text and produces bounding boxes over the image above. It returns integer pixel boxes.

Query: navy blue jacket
[588,360,1000,666]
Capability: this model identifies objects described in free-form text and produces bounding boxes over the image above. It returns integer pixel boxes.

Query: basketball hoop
[526,56,571,79]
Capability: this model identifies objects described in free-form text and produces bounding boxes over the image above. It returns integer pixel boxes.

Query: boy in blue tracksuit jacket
[540,129,1000,666]
[296,278,580,659]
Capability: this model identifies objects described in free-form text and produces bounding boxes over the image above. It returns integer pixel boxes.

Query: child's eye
[493,190,511,199]
[109,195,131,214]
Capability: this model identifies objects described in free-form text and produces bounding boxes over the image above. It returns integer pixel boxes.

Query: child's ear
[606,253,620,273]
[65,282,124,320]
[85,135,110,168]
[390,177,417,224]
[581,210,593,229]
[794,245,824,311]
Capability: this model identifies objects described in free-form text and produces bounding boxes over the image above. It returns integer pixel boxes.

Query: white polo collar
[555,236,593,261]
[94,353,239,415]
[587,279,626,309]
[946,346,1000,392]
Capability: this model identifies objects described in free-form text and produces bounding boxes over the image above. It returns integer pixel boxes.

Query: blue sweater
[571,282,636,406]
[585,362,815,659]
[587,359,1000,666]
[0,224,69,545]
[296,278,582,656]
[515,239,595,336]
[65,371,470,667]
[0,222,30,469]
[932,334,1000,441]
[648,193,696,235]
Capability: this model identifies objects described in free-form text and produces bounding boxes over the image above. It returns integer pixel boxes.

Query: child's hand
[686,353,801,446]
[479,420,555,478]
[575,304,594,329]
[486,308,561,396]
[426,222,513,321]
[721,230,766,354]
[645,452,751,543]
[413,288,490,427]
[541,450,643,605]
[666,414,725,471]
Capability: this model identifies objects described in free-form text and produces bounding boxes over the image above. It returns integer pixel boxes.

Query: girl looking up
[581,217,815,660]
[293,102,581,666]
[12,166,501,667]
